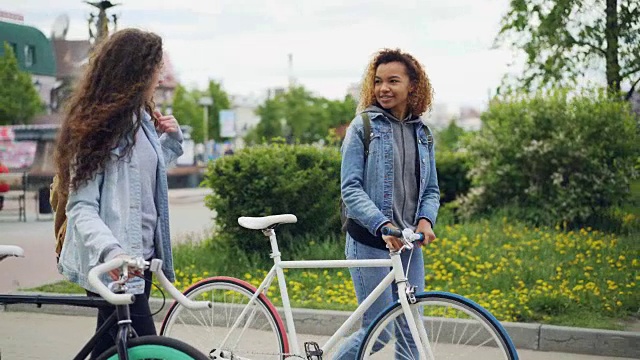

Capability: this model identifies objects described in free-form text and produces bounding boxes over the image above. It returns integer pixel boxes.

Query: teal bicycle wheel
[96,335,209,360]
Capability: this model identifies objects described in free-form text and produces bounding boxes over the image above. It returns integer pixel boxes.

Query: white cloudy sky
[2,0,522,110]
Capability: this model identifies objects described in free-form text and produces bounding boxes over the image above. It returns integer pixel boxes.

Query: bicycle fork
[115,303,135,360]
[391,253,434,360]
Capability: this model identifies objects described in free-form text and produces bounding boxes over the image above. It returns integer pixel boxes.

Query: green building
[0,20,57,110]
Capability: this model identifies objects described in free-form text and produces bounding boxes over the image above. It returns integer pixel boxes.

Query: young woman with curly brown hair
[336,48,440,359]
[54,28,183,358]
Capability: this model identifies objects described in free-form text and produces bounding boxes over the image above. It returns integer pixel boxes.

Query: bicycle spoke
[434,316,444,350]
[360,295,515,360]
[161,279,286,360]
[460,326,483,347]
[394,318,417,360]
[455,322,471,347]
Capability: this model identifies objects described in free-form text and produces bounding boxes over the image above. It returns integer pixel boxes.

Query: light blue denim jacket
[341,111,440,235]
[57,111,183,294]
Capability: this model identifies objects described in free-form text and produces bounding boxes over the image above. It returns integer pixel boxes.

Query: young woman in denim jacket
[54,29,183,358]
[336,49,440,359]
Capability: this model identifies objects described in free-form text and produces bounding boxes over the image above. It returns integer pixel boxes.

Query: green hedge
[435,150,471,204]
[461,89,639,226]
[203,143,342,255]
[202,141,475,257]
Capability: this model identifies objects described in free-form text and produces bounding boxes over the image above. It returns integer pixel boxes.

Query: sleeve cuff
[419,216,435,228]
[371,216,390,237]
[101,245,126,263]
[160,133,184,156]
[168,127,184,142]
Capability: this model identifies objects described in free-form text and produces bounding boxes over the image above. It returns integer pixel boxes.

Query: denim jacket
[57,112,183,294]
[341,111,440,236]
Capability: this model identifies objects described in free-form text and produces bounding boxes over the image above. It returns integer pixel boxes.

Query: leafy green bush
[431,120,473,208]
[435,150,471,205]
[461,89,639,226]
[202,143,342,255]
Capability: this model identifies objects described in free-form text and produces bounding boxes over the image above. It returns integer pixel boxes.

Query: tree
[171,80,231,143]
[250,95,285,143]
[251,86,356,144]
[436,119,467,152]
[324,95,358,129]
[205,80,231,141]
[496,0,640,98]
[0,43,42,125]
[171,84,204,142]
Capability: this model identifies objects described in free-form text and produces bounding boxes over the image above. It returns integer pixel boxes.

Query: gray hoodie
[364,105,422,232]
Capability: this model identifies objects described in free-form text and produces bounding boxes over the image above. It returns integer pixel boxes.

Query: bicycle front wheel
[160,277,288,359]
[358,291,518,360]
[95,335,209,360]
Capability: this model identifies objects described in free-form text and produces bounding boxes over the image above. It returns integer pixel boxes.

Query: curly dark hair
[358,48,433,116]
[54,28,163,196]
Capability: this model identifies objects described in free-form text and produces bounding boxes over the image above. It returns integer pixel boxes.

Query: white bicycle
[159,214,519,360]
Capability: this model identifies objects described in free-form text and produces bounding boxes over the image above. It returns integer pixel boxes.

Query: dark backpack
[340,113,371,232]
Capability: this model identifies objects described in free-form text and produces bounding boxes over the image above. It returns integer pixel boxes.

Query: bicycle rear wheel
[357,291,518,360]
[160,277,288,359]
[95,335,209,360]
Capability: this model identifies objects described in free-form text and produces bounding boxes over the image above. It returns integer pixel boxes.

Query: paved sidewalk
[0,312,635,360]
[3,297,638,358]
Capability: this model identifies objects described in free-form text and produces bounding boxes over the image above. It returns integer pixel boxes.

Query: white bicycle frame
[218,228,435,360]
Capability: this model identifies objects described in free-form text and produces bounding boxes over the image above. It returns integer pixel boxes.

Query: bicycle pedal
[304,341,323,360]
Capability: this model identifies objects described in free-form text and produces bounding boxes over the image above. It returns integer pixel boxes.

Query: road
[0,312,634,360]
[0,189,214,293]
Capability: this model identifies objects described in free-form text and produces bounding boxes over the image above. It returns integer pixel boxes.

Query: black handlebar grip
[381,226,402,238]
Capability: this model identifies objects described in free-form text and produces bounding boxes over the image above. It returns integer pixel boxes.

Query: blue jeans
[334,234,425,360]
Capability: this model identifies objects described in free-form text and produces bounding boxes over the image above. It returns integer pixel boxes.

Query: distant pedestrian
[53,28,183,359]
[195,143,206,164]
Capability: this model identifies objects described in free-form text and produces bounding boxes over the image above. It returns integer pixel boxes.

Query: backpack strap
[362,112,371,156]
[424,123,434,148]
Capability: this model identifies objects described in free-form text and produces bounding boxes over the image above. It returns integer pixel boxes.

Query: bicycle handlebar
[88,258,137,305]
[150,259,211,310]
[381,227,402,238]
[382,226,425,241]
[381,226,425,251]
[88,258,211,310]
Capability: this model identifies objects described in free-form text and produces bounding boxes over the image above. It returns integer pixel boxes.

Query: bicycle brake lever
[401,229,415,250]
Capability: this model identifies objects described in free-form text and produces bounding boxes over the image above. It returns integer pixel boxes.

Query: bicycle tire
[95,335,209,360]
[357,291,519,360]
[160,276,288,359]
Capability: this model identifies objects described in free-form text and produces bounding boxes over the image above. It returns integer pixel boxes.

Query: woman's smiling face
[374,61,411,118]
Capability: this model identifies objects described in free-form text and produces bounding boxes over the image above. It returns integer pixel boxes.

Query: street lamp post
[198,96,213,156]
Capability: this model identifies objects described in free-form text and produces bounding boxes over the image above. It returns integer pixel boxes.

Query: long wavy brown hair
[357,48,433,116]
[54,28,163,196]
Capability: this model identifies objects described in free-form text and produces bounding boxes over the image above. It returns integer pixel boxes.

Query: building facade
[0,20,57,112]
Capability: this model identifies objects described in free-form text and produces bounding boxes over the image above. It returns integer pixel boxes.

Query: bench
[0,172,27,222]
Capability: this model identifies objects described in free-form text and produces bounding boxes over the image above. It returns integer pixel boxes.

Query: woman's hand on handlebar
[416,218,436,248]
[107,254,143,281]
[381,223,404,251]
